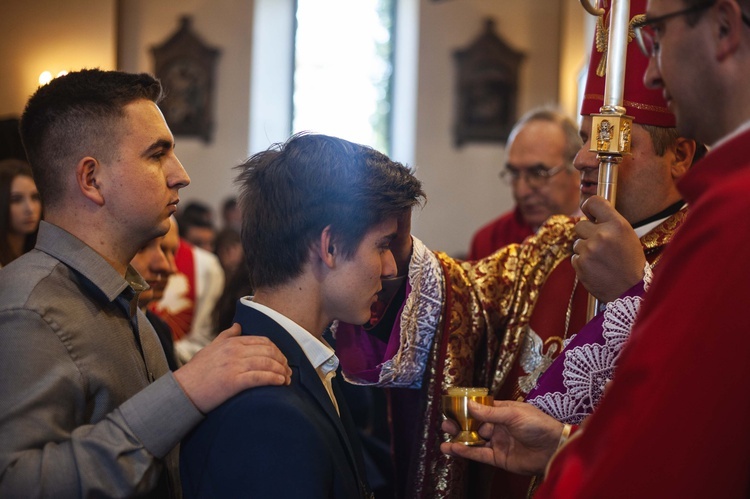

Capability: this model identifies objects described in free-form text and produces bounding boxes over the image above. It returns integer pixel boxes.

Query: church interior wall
[0,0,590,257]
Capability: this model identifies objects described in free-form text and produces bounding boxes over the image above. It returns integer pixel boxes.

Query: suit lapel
[332,376,371,496]
[233,303,370,497]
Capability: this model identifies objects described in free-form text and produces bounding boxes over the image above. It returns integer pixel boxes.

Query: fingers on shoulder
[215,323,242,339]
[238,368,290,389]
[230,335,287,357]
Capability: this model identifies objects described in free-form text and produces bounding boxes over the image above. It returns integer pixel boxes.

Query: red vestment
[151,238,195,340]
[151,238,225,364]
[538,129,750,498]
[337,212,684,499]
[468,206,535,260]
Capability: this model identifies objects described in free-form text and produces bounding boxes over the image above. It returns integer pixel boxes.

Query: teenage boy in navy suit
[180,133,425,498]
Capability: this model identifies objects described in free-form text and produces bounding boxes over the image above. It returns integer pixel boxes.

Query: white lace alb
[526,292,643,424]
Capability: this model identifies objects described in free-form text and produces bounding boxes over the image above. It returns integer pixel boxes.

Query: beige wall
[0,0,590,256]
[118,0,254,218]
[411,0,586,256]
[0,0,116,117]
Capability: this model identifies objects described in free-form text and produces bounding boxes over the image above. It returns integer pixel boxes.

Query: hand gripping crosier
[580,0,640,319]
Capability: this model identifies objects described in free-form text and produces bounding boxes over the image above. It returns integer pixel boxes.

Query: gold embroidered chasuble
[404,210,687,499]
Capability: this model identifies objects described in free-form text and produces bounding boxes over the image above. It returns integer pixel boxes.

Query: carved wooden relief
[152,16,221,143]
[454,19,524,146]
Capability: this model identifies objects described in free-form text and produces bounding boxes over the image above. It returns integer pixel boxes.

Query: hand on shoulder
[173,323,292,413]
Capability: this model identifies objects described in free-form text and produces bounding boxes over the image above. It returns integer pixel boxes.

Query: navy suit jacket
[180,304,371,498]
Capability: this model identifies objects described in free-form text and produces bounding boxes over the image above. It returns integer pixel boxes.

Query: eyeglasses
[634,1,750,58]
[499,163,570,188]
[633,2,714,57]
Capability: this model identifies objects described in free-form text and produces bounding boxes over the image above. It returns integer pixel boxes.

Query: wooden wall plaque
[453,19,524,147]
[152,16,221,143]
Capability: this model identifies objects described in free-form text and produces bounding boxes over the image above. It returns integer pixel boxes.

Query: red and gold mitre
[580,0,675,127]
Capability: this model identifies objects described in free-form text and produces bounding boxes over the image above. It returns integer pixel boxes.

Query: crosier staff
[580,0,633,320]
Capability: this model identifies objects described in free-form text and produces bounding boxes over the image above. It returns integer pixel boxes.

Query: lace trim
[375,237,444,388]
[526,293,642,424]
[643,262,654,291]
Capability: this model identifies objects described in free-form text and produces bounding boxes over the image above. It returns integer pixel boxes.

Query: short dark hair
[641,124,680,156]
[19,69,163,208]
[222,197,238,215]
[215,227,241,253]
[236,133,425,289]
[640,124,707,163]
[177,201,215,237]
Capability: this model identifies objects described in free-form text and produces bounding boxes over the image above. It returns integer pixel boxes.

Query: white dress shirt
[240,297,340,414]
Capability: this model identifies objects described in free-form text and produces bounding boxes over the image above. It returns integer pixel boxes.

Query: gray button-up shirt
[0,221,203,498]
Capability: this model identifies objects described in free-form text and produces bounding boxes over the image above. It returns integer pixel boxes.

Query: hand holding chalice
[442,386,494,446]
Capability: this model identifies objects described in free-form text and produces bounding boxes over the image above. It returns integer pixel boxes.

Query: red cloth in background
[468,206,534,260]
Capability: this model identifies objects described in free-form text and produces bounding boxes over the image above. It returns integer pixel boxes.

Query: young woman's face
[9,175,42,236]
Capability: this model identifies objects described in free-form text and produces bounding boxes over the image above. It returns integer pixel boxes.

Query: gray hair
[508,107,582,169]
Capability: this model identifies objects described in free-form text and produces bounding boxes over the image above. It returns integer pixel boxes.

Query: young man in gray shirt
[0,69,291,498]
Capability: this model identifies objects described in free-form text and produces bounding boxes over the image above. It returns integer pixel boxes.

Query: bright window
[293,0,395,154]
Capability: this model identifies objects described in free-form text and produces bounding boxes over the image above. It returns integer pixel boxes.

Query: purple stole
[525,280,646,424]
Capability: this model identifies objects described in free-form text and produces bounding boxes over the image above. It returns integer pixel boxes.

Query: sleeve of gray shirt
[0,308,204,498]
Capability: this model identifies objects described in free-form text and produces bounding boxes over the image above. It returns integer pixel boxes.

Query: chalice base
[450,430,486,446]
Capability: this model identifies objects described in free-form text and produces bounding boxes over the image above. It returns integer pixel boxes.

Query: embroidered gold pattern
[584,93,672,115]
[405,210,688,498]
[594,13,647,77]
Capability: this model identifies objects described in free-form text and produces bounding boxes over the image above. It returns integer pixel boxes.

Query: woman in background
[0,159,42,268]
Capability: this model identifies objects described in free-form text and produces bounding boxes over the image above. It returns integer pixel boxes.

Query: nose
[573,142,598,172]
[643,54,663,90]
[513,174,535,200]
[23,196,40,219]
[381,249,397,279]
[168,156,191,190]
[165,252,177,275]
[151,247,172,275]
[22,197,33,214]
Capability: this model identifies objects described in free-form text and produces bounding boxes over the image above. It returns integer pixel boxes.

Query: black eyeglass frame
[499,163,571,187]
[634,1,750,57]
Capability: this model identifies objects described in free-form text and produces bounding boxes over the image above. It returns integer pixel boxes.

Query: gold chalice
[442,386,494,446]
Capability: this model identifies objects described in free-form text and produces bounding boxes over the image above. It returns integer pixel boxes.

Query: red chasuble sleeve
[536,135,750,498]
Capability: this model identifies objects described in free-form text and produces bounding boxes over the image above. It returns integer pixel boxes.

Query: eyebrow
[142,139,175,157]
[505,162,551,171]
[380,232,397,244]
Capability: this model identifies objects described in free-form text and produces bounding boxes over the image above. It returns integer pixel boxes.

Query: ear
[318,225,336,269]
[715,0,743,61]
[75,156,105,206]
[670,138,697,181]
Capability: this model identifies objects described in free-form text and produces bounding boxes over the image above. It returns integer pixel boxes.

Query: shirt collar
[35,221,143,303]
[632,202,687,238]
[239,297,338,374]
[634,216,669,238]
